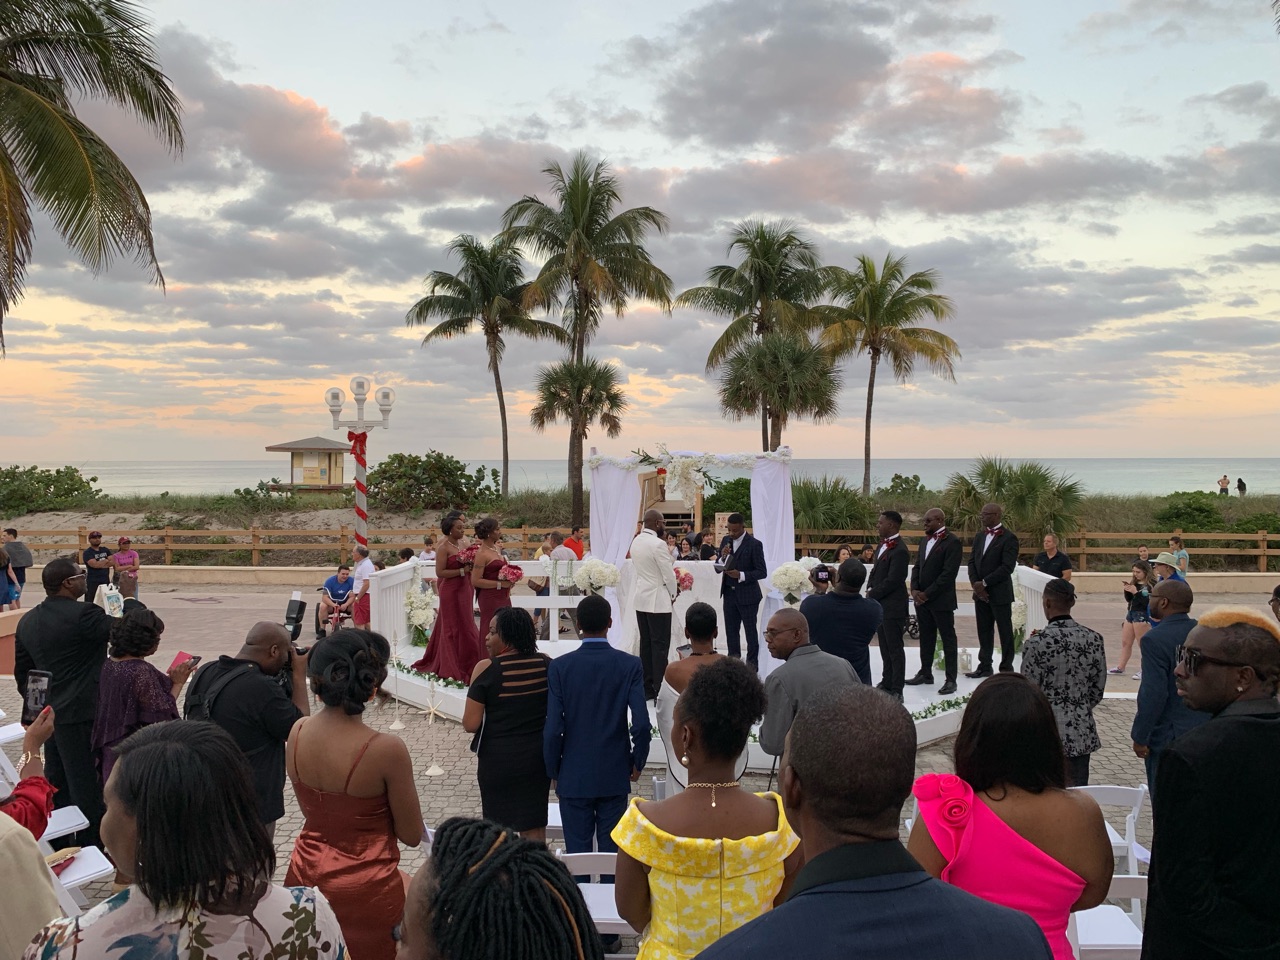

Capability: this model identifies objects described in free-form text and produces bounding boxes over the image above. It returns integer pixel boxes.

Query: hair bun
[309,629,390,715]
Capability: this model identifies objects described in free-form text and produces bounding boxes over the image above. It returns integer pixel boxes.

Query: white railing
[1017,566,1053,634]
[368,558,587,643]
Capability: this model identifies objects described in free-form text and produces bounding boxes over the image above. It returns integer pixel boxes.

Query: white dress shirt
[923,528,947,560]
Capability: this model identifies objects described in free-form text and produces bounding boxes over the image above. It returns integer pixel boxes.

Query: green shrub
[1153,491,1223,533]
[876,473,932,500]
[367,451,500,512]
[792,475,875,559]
[494,487,580,527]
[0,464,100,516]
[944,456,1083,539]
[1229,513,1280,534]
[702,477,752,523]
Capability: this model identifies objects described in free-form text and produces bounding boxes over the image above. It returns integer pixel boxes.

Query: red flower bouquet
[675,567,695,592]
[497,563,525,584]
[456,543,480,567]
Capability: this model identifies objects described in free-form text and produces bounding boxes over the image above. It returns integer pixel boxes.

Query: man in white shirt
[351,544,377,628]
[629,509,678,700]
[541,531,582,642]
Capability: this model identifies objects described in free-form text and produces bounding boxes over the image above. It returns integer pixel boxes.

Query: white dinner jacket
[630,528,678,613]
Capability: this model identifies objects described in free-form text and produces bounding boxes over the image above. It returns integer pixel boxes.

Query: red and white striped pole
[327,377,395,550]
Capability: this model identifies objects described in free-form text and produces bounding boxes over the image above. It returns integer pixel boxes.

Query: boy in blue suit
[545,594,651,871]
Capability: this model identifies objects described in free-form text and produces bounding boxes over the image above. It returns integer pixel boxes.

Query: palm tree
[819,253,959,495]
[944,456,1084,541]
[502,152,673,363]
[717,332,842,452]
[677,220,826,451]
[529,356,628,527]
[406,234,568,495]
[0,0,184,352]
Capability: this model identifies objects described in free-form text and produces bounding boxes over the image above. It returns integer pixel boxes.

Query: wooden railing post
[77,526,87,552]
[164,527,174,565]
[1259,531,1268,573]
[1077,529,1088,572]
[251,526,261,567]
[339,525,350,564]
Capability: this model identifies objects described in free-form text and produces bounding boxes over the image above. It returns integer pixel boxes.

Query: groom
[718,513,767,671]
[630,509,678,700]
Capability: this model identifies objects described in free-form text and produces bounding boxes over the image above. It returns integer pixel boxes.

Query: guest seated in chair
[614,658,801,959]
[316,564,355,639]
[907,674,1113,959]
[397,817,604,960]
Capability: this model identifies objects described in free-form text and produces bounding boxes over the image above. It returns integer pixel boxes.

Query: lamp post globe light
[326,375,395,547]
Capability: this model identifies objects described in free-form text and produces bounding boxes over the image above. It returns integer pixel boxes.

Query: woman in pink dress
[471,517,512,638]
[411,511,483,682]
[907,674,1113,960]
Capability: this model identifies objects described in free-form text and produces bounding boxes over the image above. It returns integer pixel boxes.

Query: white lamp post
[326,376,395,548]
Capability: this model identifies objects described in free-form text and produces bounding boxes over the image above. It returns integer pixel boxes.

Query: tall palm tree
[0,0,184,352]
[944,456,1084,540]
[406,234,568,495]
[717,332,842,452]
[529,356,628,526]
[677,220,826,451]
[819,253,959,495]
[502,151,673,364]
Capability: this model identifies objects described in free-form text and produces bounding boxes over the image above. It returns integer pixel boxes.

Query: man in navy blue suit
[718,513,768,671]
[545,593,651,872]
[695,684,1051,960]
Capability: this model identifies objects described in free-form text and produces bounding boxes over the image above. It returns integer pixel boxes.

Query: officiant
[718,513,767,672]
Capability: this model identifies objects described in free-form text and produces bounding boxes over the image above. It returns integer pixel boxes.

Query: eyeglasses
[63,573,86,584]
[764,627,797,638]
[1176,645,1248,677]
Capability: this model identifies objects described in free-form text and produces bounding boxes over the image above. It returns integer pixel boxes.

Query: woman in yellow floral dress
[612,658,801,959]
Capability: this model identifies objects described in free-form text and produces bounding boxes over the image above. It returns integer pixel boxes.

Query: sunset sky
[6,0,1280,471]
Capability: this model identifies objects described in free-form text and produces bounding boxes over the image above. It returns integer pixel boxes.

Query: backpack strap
[186,661,256,719]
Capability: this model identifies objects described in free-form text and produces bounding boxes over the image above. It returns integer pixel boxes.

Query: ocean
[41,458,1280,498]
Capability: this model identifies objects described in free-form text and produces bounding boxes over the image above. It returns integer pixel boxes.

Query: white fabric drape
[588,462,643,648]
[750,457,794,680]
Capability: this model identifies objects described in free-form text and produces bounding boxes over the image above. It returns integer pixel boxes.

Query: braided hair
[424,817,603,960]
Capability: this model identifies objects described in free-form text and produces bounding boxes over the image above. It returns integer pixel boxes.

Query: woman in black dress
[462,607,551,841]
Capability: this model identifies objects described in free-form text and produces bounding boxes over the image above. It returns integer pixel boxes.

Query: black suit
[911,531,963,680]
[719,533,767,667]
[967,526,1020,671]
[866,537,909,695]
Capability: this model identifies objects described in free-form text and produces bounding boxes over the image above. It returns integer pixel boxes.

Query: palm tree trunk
[491,355,510,497]
[568,415,585,528]
[760,405,769,453]
[769,414,783,452]
[862,351,879,497]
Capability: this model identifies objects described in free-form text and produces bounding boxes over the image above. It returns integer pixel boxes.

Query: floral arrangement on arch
[770,561,811,605]
[573,558,621,595]
[674,567,695,592]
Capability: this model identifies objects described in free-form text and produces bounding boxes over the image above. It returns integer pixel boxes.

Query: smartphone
[23,670,52,725]
[675,643,693,659]
[168,651,202,672]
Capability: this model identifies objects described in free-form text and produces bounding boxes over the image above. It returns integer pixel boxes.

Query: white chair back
[1069,874,1147,960]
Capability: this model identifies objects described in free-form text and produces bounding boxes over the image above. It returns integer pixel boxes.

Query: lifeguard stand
[638,469,703,533]
[264,436,350,490]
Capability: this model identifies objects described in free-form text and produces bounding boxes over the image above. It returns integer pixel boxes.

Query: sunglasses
[1176,645,1248,677]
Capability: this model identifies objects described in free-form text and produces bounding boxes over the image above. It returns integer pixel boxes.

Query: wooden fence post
[251,526,261,567]
[77,526,87,552]
[164,527,174,565]
[1077,528,1088,572]
[339,525,350,564]
[1259,531,1268,573]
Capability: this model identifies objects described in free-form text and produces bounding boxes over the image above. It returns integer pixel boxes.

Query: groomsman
[718,513,767,671]
[966,502,1020,677]
[866,510,909,700]
[906,507,963,695]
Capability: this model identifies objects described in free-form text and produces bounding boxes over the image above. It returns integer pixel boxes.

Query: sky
[6,0,1280,473]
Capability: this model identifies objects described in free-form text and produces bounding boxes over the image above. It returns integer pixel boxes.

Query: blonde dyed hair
[1196,606,1280,642]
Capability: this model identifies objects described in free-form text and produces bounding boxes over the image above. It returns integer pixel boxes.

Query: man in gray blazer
[759,608,858,755]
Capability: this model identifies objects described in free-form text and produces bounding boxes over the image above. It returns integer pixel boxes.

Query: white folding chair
[0,721,25,746]
[1068,785,1148,873]
[45,846,115,918]
[1068,874,1147,960]
[555,851,636,939]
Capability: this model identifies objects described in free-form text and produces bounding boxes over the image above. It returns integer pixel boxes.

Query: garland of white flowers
[587,445,792,508]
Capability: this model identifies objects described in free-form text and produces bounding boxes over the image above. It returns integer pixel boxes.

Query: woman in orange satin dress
[471,517,512,636]
[285,629,423,960]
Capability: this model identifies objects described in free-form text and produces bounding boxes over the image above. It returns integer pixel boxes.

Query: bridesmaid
[411,511,483,682]
[472,518,512,637]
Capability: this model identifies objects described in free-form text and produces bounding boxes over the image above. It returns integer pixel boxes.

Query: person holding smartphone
[0,705,57,838]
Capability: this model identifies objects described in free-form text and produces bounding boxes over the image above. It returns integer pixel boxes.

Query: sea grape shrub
[1154,491,1223,533]
[877,473,933,500]
[367,452,500,511]
[702,477,752,523]
[0,464,100,516]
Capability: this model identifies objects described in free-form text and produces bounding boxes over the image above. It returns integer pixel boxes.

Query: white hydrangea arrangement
[770,561,811,604]
[573,558,621,594]
[1011,566,1028,649]
[405,567,438,645]
[797,556,823,571]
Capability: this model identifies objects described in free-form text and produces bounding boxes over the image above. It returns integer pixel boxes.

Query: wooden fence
[14,526,1280,570]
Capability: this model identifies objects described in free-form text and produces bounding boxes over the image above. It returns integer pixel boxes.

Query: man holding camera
[183,622,310,838]
[800,559,883,685]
